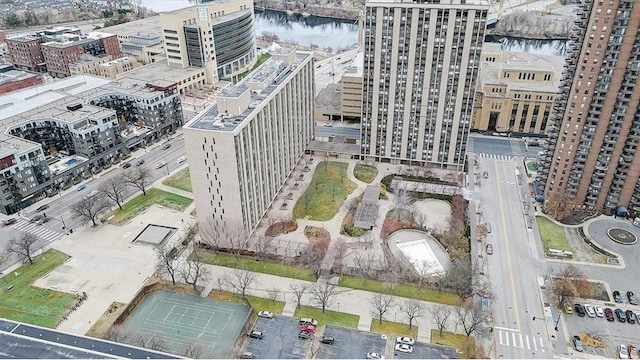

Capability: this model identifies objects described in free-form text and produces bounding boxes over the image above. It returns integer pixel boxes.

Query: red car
[300,324,316,334]
[604,308,615,322]
[486,244,494,255]
[1,218,17,226]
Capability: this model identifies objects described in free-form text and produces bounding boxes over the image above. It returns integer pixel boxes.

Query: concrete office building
[360,0,488,170]
[159,0,256,84]
[0,75,183,215]
[538,0,640,215]
[183,49,314,235]
[341,52,364,121]
[70,54,140,79]
[472,43,563,135]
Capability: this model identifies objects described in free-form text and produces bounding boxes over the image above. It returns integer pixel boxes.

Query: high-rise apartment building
[360,0,488,170]
[538,0,640,215]
[183,49,314,235]
[159,0,256,84]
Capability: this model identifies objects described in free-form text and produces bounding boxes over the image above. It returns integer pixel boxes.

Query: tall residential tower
[538,0,640,215]
[360,0,488,170]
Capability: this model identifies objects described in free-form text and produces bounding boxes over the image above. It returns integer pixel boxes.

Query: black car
[627,291,638,305]
[136,159,145,166]
[122,162,132,169]
[298,331,311,340]
[626,310,636,324]
[29,214,44,223]
[36,204,49,212]
[613,290,623,303]
[248,330,263,340]
[320,336,335,344]
[574,304,586,317]
[615,308,626,323]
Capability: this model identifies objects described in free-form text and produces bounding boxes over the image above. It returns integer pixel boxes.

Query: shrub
[342,224,365,237]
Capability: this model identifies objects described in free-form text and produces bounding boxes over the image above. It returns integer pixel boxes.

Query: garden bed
[265,220,298,237]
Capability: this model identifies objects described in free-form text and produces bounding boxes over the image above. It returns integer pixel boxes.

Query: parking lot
[562,300,640,358]
[316,326,388,359]
[244,315,310,359]
[393,340,459,359]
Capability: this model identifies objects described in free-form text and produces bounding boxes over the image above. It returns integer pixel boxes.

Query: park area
[108,188,192,225]
[536,216,572,252]
[0,250,77,328]
[162,168,192,192]
[353,164,378,183]
[293,161,356,221]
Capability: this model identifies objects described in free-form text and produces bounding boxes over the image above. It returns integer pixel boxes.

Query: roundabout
[607,227,638,245]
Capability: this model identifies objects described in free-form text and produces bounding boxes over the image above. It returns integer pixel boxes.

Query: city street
[314,48,359,96]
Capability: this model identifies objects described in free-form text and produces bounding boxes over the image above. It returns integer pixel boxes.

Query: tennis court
[122,290,250,358]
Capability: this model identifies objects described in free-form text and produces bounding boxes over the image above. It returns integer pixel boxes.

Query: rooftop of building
[102,16,162,39]
[70,53,112,65]
[40,31,116,48]
[186,51,312,133]
[0,69,40,85]
[480,50,565,93]
[101,56,135,67]
[343,51,364,78]
[28,103,114,124]
[0,133,41,156]
[118,61,203,84]
[366,0,490,6]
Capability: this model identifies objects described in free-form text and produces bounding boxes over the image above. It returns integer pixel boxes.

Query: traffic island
[607,227,637,245]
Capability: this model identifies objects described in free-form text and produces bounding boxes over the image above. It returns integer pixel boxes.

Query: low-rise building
[41,32,122,78]
[341,52,363,121]
[472,43,564,135]
[0,63,43,94]
[0,75,183,214]
[70,54,139,78]
[183,49,314,236]
[5,27,82,73]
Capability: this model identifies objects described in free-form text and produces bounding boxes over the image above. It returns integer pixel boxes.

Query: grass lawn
[339,275,459,305]
[293,161,356,221]
[431,330,475,358]
[536,216,572,252]
[353,164,378,183]
[196,250,316,282]
[0,250,77,328]
[234,53,271,82]
[247,295,285,314]
[294,305,359,329]
[161,168,192,192]
[526,161,538,172]
[370,319,418,339]
[108,188,193,225]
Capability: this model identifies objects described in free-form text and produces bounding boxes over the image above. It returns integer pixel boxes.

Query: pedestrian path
[478,153,513,161]
[10,219,63,242]
[496,328,545,353]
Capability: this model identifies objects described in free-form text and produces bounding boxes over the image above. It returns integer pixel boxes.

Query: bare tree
[199,218,222,254]
[254,235,274,258]
[180,248,210,293]
[124,167,152,196]
[156,244,178,285]
[267,286,280,302]
[551,265,591,307]
[454,303,490,337]
[106,324,133,343]
[301,236,330,274]
[99,177,129,210]
[442,260,485,301]
[6,232,38,265]
[290,283,309,309]
[302,190,313,211]
[224,225,248,260]
[392,182,412,220]
[476,223,488,242]
[183,342,203,358]
[71,194,110,226]
[430,305,452,336]
[224,268,257,298]
[136,333,166,351]
[399,299,426,329]
[543,190,574,221]
[370,294,396,325]
[310,282,335,314]
[414,260,436,289]
[330,238,351,274]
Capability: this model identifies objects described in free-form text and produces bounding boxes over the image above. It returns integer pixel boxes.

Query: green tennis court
[122,290,250,358]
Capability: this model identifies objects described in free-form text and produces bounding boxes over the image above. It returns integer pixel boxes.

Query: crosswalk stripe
[519,334,523,348]
[499,331,504,345]
[540,337,544,352]
[497,330,544,351]
[512,332,516,347]
[526,335,530,350]
[9,220,62,243]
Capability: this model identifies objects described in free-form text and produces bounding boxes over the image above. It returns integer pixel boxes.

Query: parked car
[240,351,255,359]
[161,143,171,150]
[614,290,624,303]
[595,305,605,317]
[620,344,629,359]
[584,304,597,318]
[563,302,573,314]
[572,335,584,352]
[486,243,494,255]
[177,156,187,164]
[605,308,615,322]
[76,184,86,191]
[122,162,132,169]
[298,331,311,340]
[323,122,333,127]
[1,218,17,226]
[36,204,49,212]
[366,352,384,359]
[394,343,413,354]
[615,308,626,323]
[248,330,263,340]
[628,291,638,305]
[257,311,273,319]
[299,318,318,327]
[30,214,44,223]
[396,337,415,346]
[300,324,316,334]
[36,216,50,225]
[636,313,640,324]
[136,159,145,166]
[320,336,335,344]
[626,310,636,324]
[574,304,586,317]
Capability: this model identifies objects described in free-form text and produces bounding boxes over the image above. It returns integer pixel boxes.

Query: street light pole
[60,214,66,230]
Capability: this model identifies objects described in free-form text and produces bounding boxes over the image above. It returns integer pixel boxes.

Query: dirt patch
[86,302,127,339]
[559,210,600,225]
[304,226,330,243]
[380,213,417,240]
[341,208,355,230]
[565,228,610,264]
[576,279,609,301]
[265,220,298,237]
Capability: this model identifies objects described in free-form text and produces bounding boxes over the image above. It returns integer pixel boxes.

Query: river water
[136,0,567,56]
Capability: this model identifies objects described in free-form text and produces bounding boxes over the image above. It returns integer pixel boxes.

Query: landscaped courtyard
[108,188,193,225]
[293,161,356,221]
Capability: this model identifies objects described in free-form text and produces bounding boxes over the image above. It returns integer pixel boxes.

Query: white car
[177,156,187,164]
[366,352,384,359]
[82,190,99,200]
[155,161,167,169]
[395,343,413,354]
[619,344,628,359]
[584,304,596,318]
[594,305,605,317]
[257,311,273,319]
[396,336,415,346]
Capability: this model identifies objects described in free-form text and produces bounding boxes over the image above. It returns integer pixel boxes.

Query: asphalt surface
[315,326,387,359]
[244,315,309,359]
[468,134,542,159]
[314,49,359,97]
[393,340,458,359]
[0,319,176,359]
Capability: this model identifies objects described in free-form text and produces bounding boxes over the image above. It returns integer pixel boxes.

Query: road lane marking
[526,335,530,349]
[494,326,519,332]
[494,160,522,331]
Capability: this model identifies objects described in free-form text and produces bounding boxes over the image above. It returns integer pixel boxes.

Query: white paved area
[396,239,445,276]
